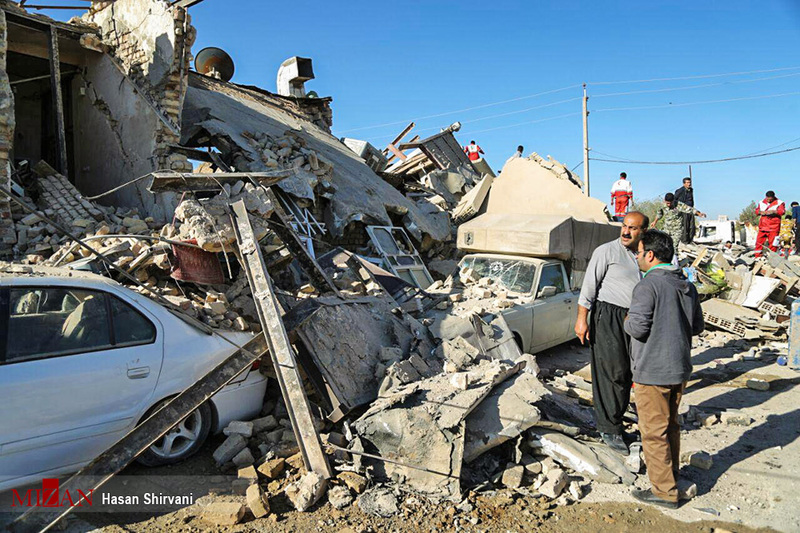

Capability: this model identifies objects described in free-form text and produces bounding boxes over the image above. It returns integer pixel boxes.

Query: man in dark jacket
[624,230,704,508]
[674,177,695,243]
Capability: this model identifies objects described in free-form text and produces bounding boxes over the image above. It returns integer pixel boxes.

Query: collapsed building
[3,1,794,530]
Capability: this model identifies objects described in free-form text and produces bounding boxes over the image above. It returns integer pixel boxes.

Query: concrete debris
[328,485,354,509]
[501,463,525,489]
[258,458,286,480]
[527,429,635,485]
[246,483,271,518]
[678,478,698,501]
[224,420,254,438]
[232,447,255,468]
[213,434,248,465]
[285,471,327,512]
[539,467,568,499]
[746,378,770,391]
[683,450,714,470]
[720,410,753,426]
[338,472,368,494]
[357,487,400,517]
[201,502,245,526]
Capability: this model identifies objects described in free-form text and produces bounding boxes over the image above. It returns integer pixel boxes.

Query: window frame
[0,285,158,366]
[536,262,567,296]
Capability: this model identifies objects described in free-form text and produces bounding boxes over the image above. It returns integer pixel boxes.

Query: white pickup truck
[456,213,619,355]
[458,253,578,354]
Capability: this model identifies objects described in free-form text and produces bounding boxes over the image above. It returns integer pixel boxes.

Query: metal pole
[689,164,692,180]
[582,84,590,196]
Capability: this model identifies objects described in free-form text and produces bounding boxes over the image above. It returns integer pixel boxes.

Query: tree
[630,197,664,230]
[738,201,759,227]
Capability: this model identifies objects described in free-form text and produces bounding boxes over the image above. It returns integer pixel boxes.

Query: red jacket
[756,197,786,232]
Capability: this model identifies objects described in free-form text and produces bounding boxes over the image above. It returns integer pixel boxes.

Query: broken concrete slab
[463,372,545,463]
[285,471,327,512]
[258,457,286,480]
[501,463,525,489]
[683,450,714,470]
[355,359,520,499]
[527,429,636,485]
[223,420,254,438]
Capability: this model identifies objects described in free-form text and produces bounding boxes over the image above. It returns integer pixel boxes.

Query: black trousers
[681,212,695,243]
[589,300,633,435]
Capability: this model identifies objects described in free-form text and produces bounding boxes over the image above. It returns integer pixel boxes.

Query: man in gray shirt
[576,211,648,454]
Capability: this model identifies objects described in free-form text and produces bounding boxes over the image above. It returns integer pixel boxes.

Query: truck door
[529,262,573,352]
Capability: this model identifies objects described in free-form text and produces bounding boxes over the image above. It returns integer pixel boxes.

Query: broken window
[459,257,537,294]
[366,226,434,289]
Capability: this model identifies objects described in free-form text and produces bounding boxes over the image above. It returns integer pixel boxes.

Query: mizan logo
[11,479,93,508]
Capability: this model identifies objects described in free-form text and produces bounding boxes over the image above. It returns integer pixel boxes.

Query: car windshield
[459,257,537,294]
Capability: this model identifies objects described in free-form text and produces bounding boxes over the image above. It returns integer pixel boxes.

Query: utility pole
[688,164,692,180]
[582,83,590,196]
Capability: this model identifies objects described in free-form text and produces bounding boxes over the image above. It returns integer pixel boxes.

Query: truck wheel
[136,401,213,467]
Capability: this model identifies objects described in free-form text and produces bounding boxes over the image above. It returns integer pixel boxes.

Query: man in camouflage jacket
[652,193,706,247]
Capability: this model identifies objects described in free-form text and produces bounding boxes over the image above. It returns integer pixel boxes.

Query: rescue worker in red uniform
[464,140,484,161]
[610,172,634,221]
[755,190,786,257]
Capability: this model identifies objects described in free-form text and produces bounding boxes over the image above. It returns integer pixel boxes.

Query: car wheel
[136,401,213,467]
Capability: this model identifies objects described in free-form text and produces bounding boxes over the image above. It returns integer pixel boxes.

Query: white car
[459,253,578,354]
[0,266,267,492]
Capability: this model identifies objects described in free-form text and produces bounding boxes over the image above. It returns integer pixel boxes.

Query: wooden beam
[147,170,292,193]
[48,25,68,178]
[229,200,332,479]
[388,121,415,147]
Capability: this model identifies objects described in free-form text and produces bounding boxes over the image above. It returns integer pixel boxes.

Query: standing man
[754,190,786,257]
[464,140,484,162]
[673,177,695,243]
[625,229,704,508]
[652,193,706,250]
[576,211,649,454]
[610,172,634,222]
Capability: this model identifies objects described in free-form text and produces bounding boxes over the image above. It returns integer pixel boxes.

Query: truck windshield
[459,257,537,294]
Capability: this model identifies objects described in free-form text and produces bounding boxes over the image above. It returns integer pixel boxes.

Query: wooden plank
[229,200,332,479]
[691,247,708,268]
[386,143,407,162]
[147,171,292,193]
[48,25,68,178]
[387,122,415,149]
[12,334,269,533]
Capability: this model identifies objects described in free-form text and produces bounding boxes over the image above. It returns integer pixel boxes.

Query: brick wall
[86,0,195,173]
[0,10,16,254]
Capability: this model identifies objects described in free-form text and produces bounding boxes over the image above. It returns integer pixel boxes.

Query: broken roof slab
[181,74,449,241]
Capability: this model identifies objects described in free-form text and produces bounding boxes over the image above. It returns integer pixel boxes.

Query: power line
[337,84,582,134]
[590,65,800,86]
[592,71,800,99]
[367,97,581,144]
[462,112,581,135]
[590,145,800,165]
[593,91,800,113]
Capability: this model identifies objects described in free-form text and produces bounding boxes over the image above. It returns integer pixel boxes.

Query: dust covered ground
[18,333,794,533]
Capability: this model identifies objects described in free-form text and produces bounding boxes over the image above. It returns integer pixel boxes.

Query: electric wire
[593,91,800,113]
[589,145,800,165]
[336,84,583,134]
[589,65,800,86]
[592,71,800,99]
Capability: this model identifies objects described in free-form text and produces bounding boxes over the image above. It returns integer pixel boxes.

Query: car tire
[136,401,213,467]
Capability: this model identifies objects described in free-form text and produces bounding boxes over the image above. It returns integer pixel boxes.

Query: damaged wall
[0,9,15,251]
[69,0,195,220]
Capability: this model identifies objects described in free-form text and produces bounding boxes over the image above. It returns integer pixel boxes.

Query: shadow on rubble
[695,375,800,413]
[684,345,776,397]
[693,408,800,496]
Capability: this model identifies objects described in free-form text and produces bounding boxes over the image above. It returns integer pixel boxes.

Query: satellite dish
[195,47,235,82]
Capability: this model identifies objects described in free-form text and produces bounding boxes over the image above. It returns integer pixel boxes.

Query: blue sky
[53,1,800,217]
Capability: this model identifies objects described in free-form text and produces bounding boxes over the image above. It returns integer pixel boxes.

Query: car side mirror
[537,286,557,298]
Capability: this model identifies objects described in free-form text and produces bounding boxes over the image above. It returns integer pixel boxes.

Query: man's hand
[696,211,706,218]
[575,317,590,345]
